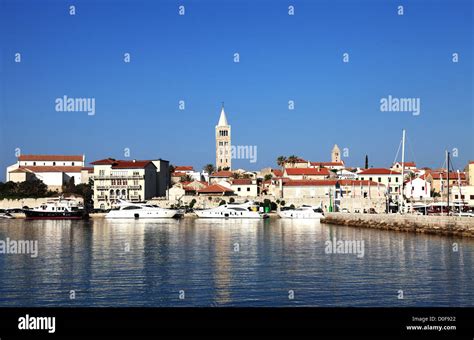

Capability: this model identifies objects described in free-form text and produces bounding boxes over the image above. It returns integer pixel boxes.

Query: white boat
[23,197,86,220]
[278,205,325,219]
[0,212,14,219]
[105,200,178,219]
[194,201,267,219]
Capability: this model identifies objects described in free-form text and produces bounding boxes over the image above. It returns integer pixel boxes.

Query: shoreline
[322,213,474,238]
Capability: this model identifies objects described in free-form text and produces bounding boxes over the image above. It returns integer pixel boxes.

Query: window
[72,162,74,166]
[33,162,36,166]
[421,186,424,191]
[378,177,381,182]
[238,188,241,191]
[470,195,474,200]
[247,187,250,191]
[396,177,399,183]
[53,162,56,166]
[388,178,391,182]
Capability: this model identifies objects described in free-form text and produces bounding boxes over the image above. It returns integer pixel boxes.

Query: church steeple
[217,103,228,126]
[215,104,231,170]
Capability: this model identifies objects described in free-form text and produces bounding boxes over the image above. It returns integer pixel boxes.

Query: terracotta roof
[359,168,399,175]
[283,179,382,187]
[429,172,466,180]
[175,166,194,171]
[81,167,94,172]
[18,154,83,162]
[14,166,84,173]
[232,179,253,185]
[285,168,330,176]
[272,169,283,177]
[171,172,188,177]
[210,170,233,177]
[91,158,152,169]
[393,161,416,167]
[310,161,344,167]
[284,158,307,163]
[198,184,234,193]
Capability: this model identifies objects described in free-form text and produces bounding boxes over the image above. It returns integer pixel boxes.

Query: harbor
[1,217,473,307]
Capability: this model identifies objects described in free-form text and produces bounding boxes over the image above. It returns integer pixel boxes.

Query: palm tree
[276,156,287,169]
[203,164,216,175]
[287,155,298,167]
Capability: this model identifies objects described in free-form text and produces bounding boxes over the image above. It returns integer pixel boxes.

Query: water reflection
[0,218,472,307]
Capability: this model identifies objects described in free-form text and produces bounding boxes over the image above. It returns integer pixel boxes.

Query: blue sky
[0,0,472,180]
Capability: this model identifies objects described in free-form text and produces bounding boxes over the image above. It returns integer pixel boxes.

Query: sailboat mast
[400,129,406,213]
[447,151,450,215]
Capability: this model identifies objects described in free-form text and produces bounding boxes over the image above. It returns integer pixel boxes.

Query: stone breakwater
[322,213,474,238]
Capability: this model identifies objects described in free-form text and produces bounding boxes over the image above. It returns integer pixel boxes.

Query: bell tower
[332,144,341,163]
[215,104,231,170]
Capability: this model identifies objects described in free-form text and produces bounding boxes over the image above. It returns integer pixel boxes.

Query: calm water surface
[0,218,473,307]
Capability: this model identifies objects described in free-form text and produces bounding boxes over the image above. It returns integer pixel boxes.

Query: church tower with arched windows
[216,105,231,170]
[331,144,341,163]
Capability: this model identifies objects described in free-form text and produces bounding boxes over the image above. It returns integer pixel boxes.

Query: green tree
[277,156,287,169]
[365,155,369,169]
[287,155,299,167]
[264,174,273,181]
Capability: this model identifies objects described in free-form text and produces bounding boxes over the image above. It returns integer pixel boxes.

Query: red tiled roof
[285,168,330,176]
[91,158,152,169]
[232,179,253,185]
[359,168,399,175]
[283,179,381,187]
[81,167,94,172]
[429,172,466,180]
[171,172,188,177]
[18,154,83,162]
[310,161,344,167]
[393,161,416,167]
[210,170,233,177]
[14,166,84,173]
[272,169,283,177]
[175,166,194,171]
[284,158,307,163]
[198,184,234,193]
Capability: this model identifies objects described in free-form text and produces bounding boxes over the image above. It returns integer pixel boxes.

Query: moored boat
[194,201,267,219]
[278,205,325,219]
[23,197,87,220]
[105,200,178,219]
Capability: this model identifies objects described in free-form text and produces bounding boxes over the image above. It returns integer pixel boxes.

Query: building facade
[6,154,87,191]
[91,158,169,210]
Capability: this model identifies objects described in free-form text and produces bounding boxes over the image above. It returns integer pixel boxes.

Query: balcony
[93,175,144,180]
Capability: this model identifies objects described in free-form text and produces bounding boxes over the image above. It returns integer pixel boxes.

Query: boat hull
[278,211,324,219]
[194,210,264,219]
[23,210,87,220]
[105,210,178,219]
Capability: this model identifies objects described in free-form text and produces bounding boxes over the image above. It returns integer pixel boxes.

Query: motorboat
[23,196,87,220]
[0,211,14,219]
[278,205,325,219]
[105,200,178,219]
[194,201,267,219]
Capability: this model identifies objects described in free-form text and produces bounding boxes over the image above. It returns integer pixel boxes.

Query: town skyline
[1,1,472,181]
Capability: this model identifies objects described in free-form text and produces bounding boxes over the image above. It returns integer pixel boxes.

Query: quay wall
[323,213,474,237]
[0,197,84,209]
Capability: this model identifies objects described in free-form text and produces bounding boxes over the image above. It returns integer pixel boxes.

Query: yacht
[278,205,325,219]
[194,201,267,219]
[23,197,87,220]
[0,211,14,219]
[105,200,178,219]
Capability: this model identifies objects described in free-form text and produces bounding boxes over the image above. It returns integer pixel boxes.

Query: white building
[231,178,258,197]
[404,177,431,200]
[358,168,402,199]
[6,154,88,191]
[91,158,170,210]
